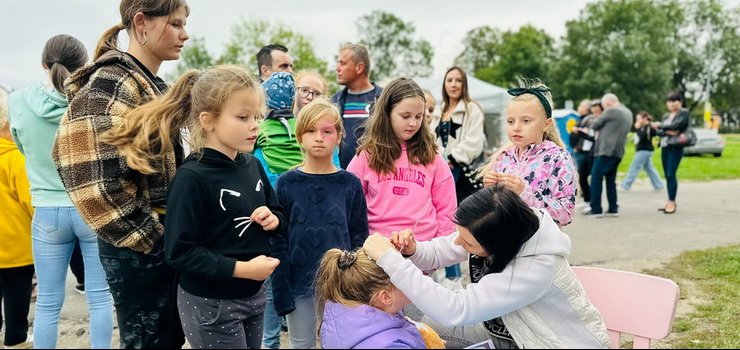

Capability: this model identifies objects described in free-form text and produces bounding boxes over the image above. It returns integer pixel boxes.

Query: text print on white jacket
[376,209,610,349]
[430,101,486,165]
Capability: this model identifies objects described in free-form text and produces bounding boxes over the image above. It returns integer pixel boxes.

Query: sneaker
[581,206,593,214]
[653,187,664,193]
[74,284,85,295]
[575,202,590,209]
[618,186,629,192]
[5,341,33,349]
[583,210,604,218]
[605,212,620,217]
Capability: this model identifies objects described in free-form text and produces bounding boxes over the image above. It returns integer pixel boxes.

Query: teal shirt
[8,82,73,207]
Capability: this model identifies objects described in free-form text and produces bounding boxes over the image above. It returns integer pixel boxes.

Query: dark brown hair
[94,0,189,60]
[42,34,88,95]
[441,66,472,115]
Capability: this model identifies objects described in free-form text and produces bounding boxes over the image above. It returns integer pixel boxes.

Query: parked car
[683,128,725,157]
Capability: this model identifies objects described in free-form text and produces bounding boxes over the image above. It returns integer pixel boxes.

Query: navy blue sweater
[164,148,285,300]
[271,169,368,315]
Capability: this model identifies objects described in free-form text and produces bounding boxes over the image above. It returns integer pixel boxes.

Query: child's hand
[484,172,525,194]
[251,206,279,231]
[363,233,395,261]
[234,255,280,281]
[391,229,416,256]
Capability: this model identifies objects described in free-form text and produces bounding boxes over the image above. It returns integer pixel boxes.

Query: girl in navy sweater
[272,99,369,348]
[164,65,285,349]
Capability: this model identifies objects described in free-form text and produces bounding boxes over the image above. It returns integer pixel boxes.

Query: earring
[137,31,148,47]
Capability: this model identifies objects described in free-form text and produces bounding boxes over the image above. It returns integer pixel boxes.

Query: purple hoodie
[321,302,426,349]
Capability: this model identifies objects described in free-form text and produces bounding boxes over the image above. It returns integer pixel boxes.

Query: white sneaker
[5,341,33,349]
[582,206,593,214]
[575,202,589,209]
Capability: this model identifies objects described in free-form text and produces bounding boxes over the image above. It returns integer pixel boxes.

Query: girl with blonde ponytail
[482,78,577,226]
[315,249,442,349]
[51,1,190,348]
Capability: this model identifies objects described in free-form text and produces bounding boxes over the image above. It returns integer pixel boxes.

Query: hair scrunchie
[337,250,358,270]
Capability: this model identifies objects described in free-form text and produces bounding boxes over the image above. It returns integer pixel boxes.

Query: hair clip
[337,251,358,270]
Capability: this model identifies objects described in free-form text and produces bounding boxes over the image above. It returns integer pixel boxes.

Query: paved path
[567,178,740,272]
[9,179,740,348]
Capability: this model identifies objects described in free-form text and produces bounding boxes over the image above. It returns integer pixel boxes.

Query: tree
[356,10,434,81]
[671,0,740,113]
[551,0,680,113]
[475,25,555,88]
[454,26,502,74]
[169,18,329,83]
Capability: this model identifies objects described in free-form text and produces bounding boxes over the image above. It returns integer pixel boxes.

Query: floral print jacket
[491,140,576,226]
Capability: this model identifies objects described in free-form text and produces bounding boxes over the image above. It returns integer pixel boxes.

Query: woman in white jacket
[430,66,486,204]
[363,185,610,349]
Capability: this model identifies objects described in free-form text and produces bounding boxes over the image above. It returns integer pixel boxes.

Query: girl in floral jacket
[483,79,576,226]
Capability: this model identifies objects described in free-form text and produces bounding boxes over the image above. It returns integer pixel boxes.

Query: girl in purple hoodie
[315,248,430,349]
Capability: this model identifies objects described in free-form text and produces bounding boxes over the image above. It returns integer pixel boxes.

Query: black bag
[452,153,487,204]
[666,129,697,147]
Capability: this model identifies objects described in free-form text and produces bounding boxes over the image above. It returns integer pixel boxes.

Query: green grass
[617,134,740,181]
[645,245,740,349]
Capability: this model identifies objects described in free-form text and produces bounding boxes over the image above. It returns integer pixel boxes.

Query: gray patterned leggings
[178,286,267,349]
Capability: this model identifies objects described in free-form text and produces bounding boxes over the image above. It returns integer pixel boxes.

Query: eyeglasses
[297,86,323,99]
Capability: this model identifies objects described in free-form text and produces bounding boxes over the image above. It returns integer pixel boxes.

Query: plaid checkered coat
[52,50,176,254]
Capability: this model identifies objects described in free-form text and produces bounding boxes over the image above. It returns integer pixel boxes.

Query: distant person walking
[620,111,664,192]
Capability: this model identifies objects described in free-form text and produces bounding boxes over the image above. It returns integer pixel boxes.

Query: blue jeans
[262,278,282,349]
[31,207,113,349]
[661,146,684,201]
[590,156,622,214]
[621,150,664,190]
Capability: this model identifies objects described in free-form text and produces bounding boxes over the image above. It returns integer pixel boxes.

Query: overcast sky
[2,0,738,90]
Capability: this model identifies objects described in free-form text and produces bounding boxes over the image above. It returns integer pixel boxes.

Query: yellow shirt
[0,137,33,268]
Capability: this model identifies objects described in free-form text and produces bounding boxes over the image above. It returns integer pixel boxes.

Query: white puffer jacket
[377,209,610,349]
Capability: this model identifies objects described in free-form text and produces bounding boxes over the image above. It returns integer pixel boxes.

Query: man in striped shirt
[331,43,383,168]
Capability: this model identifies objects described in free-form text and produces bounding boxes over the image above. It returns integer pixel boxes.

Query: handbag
[666,129,697,147]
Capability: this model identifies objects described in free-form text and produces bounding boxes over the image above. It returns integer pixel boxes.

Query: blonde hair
[102,65,264,174]
[295,98,344,151]
[0,92,8,129]
[315,249,393,309]
[484,78,564,171]
[356,78,437,175]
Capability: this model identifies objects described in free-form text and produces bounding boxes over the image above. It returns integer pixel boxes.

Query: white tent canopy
[414,75,511,147]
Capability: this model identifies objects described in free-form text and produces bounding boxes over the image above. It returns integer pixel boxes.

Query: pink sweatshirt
[347,144,456,242]
[491,140,576,226]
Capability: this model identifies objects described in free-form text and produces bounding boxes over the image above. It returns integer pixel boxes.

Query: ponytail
[48,63,71,95]
[42,34,88,95]
[94,23,126,61]
[102,69,202,174]
[314,249,392,309]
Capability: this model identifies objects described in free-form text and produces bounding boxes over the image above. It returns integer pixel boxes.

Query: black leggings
[0,264,35,346]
